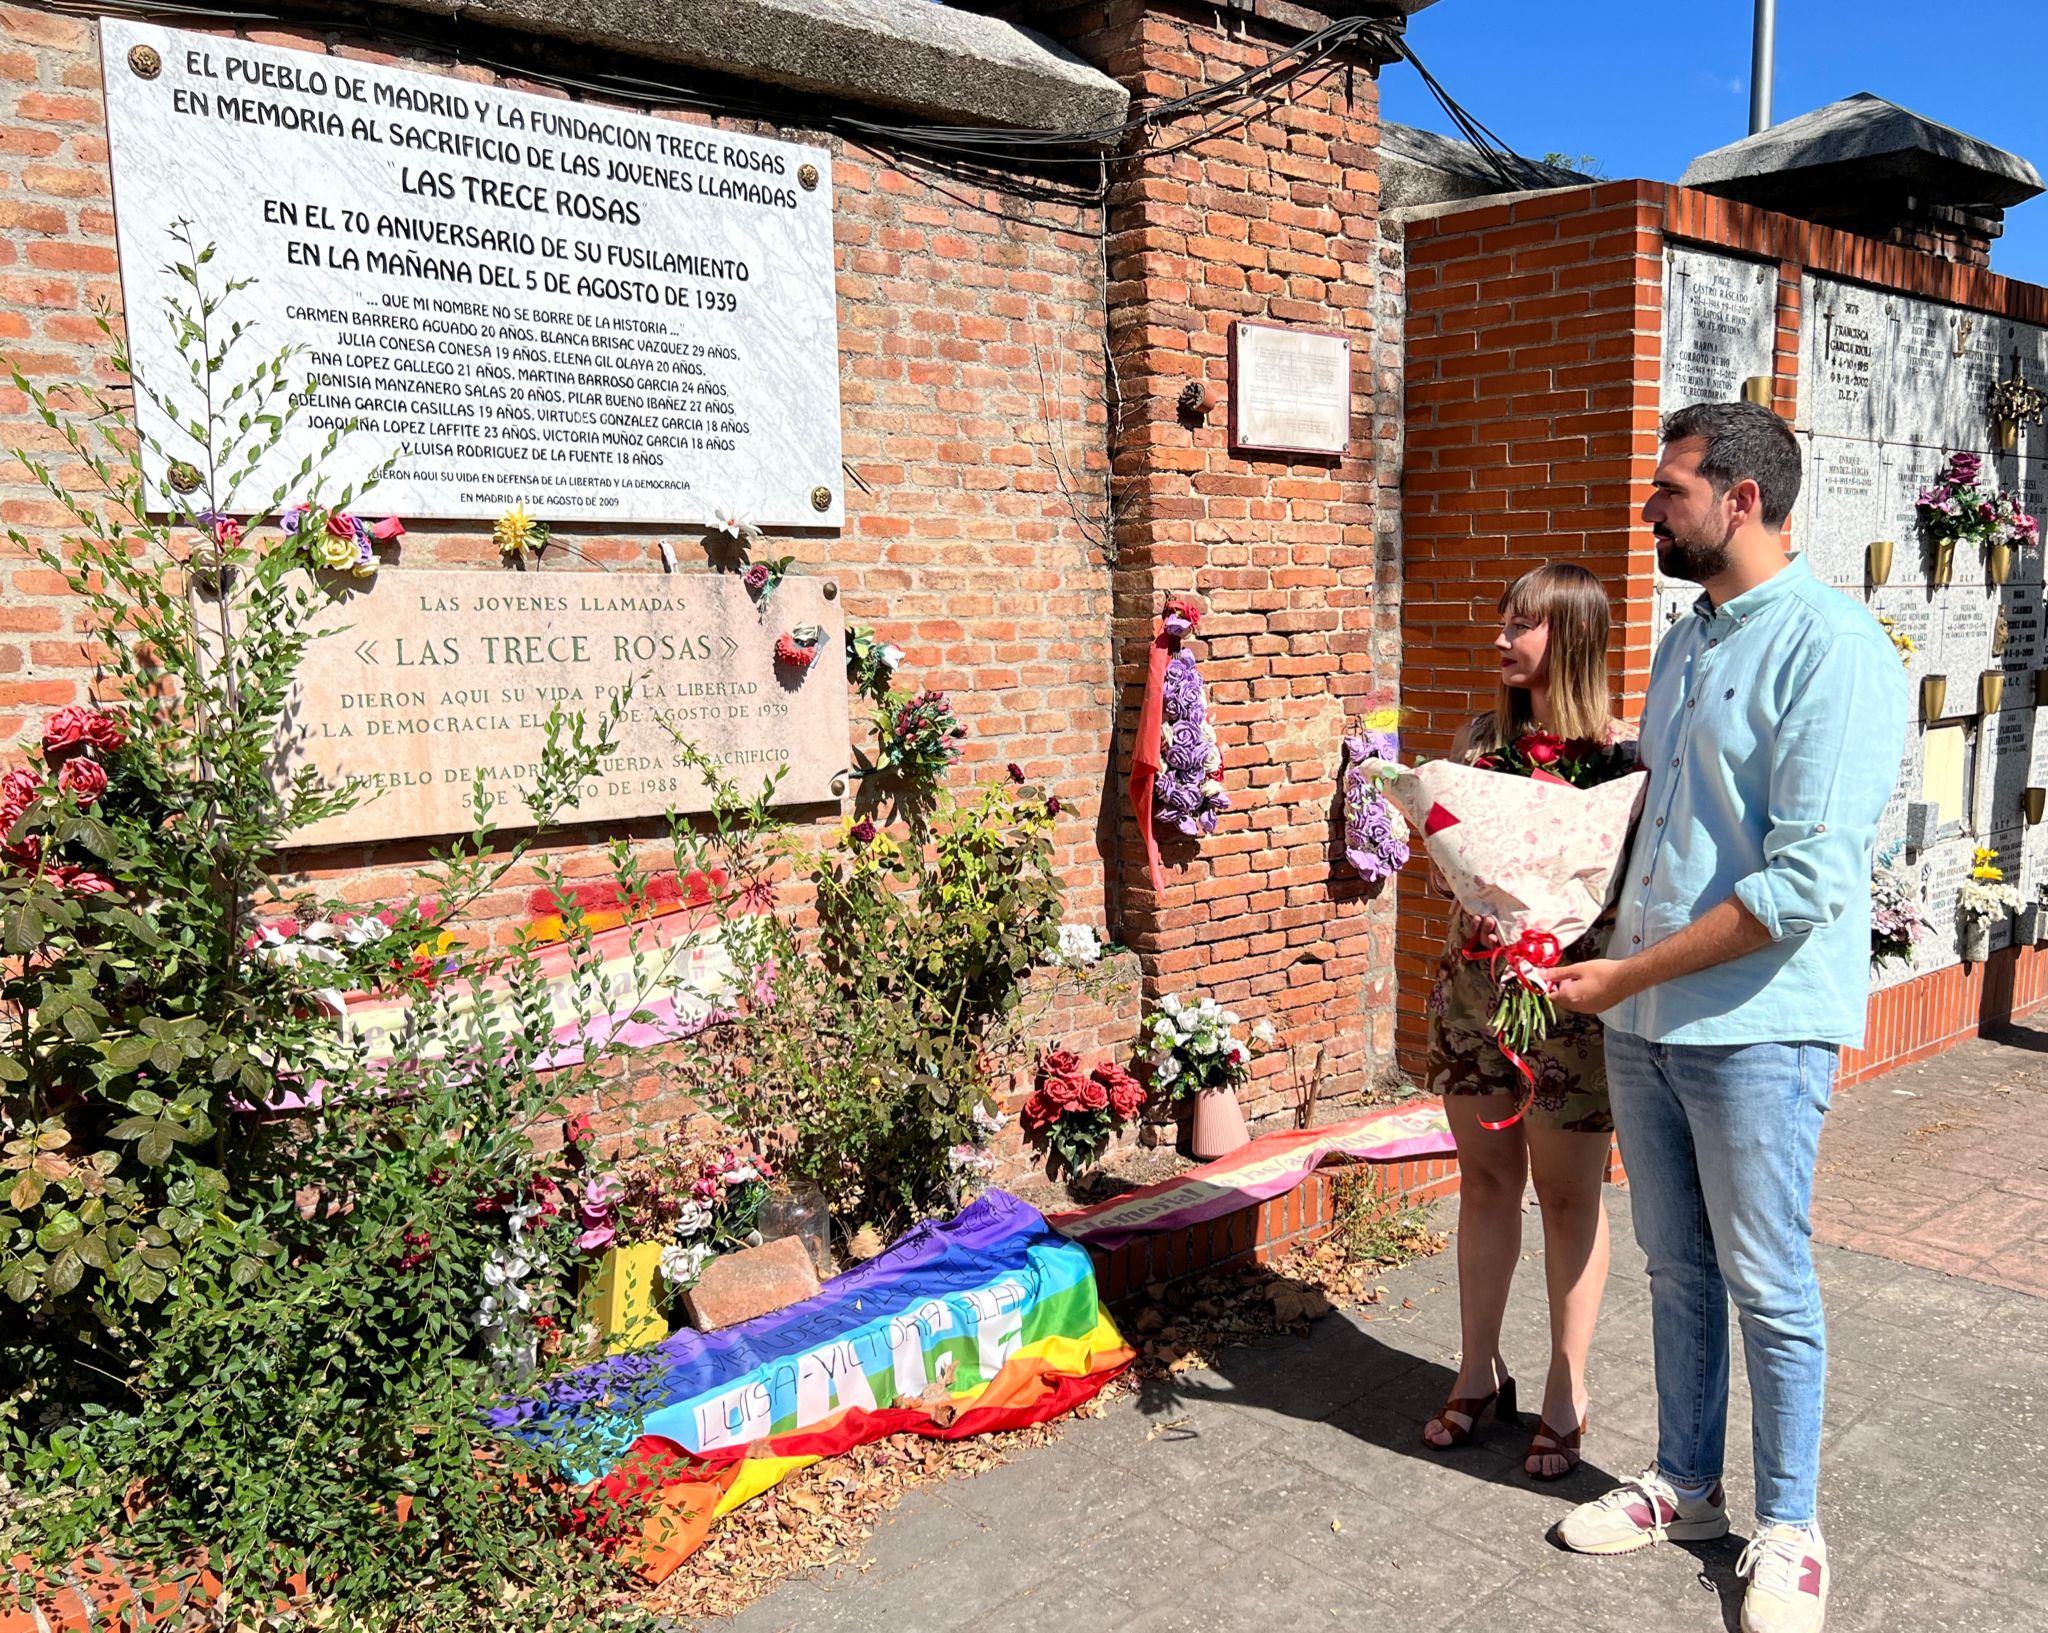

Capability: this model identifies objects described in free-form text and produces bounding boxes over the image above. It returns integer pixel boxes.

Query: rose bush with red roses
[1023,1048,1150,1177]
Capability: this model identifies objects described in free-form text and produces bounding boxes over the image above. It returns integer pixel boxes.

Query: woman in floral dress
[1419,563,1633,1481]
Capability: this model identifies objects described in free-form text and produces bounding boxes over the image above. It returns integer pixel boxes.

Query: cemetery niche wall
[1400,171,2048,1082]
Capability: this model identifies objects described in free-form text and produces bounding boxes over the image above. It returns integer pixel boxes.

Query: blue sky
[1381,0,2048,286]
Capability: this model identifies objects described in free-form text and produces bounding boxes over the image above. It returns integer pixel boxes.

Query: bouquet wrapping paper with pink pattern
[1365,757,1649,951]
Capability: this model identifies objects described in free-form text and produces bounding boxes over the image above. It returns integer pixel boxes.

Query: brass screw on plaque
[127,43,162,79]
[830,773,850,799]
[167,460,202,493]
[798,163,820,192]
[821,579,839,601]
[810,486,832,513]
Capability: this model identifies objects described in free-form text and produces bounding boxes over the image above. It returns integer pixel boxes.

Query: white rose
[880,644,904,671]
[1201,779,1225,799]
[1205,744,1222,772]
[724,1163,760,1186]
[1252,1019,1277,1047]
[1057,923,1101,965]
[1161,994,1183,1015]
[673,1200,712,1237]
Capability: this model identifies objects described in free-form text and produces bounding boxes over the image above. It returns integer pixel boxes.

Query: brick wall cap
[381,0,1129,135]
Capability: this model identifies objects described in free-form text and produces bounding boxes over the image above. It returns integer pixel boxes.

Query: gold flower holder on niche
[1867,539,1894,586]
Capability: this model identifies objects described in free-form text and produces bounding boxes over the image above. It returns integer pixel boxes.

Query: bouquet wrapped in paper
[1367,741,1646,1125]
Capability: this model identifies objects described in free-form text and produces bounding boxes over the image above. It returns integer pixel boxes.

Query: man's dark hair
[1662,401,1803,528]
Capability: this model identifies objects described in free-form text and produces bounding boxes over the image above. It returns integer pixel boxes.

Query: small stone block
[683,1234,822,1332]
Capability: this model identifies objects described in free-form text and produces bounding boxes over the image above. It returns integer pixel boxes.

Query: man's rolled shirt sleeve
[1731,631,1908,942]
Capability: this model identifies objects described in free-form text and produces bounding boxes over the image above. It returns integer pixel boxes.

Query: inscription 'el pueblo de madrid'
[267,571,849,847]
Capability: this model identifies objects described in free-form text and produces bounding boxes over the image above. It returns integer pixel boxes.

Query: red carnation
[774,633,817,669]
[57,757,107,807]
[850,818,877,846]
[42,706,125,761]
[743,562,772,594]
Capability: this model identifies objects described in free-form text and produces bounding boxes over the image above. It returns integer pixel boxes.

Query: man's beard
[1654,521,1733,583]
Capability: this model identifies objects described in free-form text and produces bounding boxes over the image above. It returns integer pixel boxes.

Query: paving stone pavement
[709,1055,2048,1633]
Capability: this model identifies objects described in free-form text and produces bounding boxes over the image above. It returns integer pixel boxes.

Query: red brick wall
[1394,183,1665,1063]
[3,0,1408,1167]
[0,4,1120,1161]
[1048,0,1404,1123]
[1395,177,2048,1078]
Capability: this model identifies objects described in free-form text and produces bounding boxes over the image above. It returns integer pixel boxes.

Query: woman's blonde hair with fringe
[1473,562,1614,751]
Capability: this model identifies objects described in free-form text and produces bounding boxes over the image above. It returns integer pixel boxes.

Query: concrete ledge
[383,0,1129,136]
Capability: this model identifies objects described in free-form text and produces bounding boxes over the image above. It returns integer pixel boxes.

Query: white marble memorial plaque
[1798,434,1882,590]
[101,20,842,525]
[243,568,850,846]
[1230,322,1351,455]
[1660,247,1777,414]
[1800,277,1882,442]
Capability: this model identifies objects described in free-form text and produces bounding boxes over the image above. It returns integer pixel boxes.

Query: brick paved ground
[702,1041,2048,1632]
[1811,1025,2048,1298]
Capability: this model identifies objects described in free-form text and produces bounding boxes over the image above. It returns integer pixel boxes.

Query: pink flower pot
[1191,1086,1249,1160]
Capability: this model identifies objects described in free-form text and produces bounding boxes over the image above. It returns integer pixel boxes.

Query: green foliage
[667,763,1070,1230]
[0,231,666,1629]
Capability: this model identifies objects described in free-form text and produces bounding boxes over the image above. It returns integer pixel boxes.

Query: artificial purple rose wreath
[1342,730,1409,882]
[1155,604,1228,838]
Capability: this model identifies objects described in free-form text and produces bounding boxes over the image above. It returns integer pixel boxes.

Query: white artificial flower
[880,644,905,671]
[1156,1055,1181,1084]
[972,1103,1008,1137]
[340,916,387,947]
[1161,993,1183,1015]
[711,504,763,544]
[661,1242,714,1286]
[1201,779,1225,799]
[1251,1019,1277,1047]
[673,1199,712,1237]
[1205,744,1222,772]
[1057,923,1102,965]
[723,1163,760,1187]
[1227,1041,1249,1066]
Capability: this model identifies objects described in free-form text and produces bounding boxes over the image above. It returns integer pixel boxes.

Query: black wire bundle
[46,0,1544,196]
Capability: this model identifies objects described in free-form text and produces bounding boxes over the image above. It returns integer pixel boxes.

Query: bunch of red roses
[1473,729,1634,790]
[1022,1047,1148,1177]
[0,704,127,893]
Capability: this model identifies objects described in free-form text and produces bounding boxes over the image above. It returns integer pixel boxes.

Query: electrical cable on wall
[37,0,1548,194]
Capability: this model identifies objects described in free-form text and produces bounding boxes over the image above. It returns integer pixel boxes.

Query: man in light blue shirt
[1546,403,1907,1633]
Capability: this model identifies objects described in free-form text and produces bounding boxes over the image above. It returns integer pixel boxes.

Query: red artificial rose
[1020,1091,1059,1131]
[1044,1073,1087,1111]
[42,706,125,761]
[0,767,41,830]
[1518,731,1565,766]
[48,863,113,896]
[1109,1080,1147,1119]
[57,756,107,807]
[1078,1076,1109,1111]
[563,1112,593,1147]
[1039,1047,1082,1082]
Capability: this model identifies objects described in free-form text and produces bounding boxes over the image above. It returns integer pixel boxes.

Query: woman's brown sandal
[1422,1376,1518,1450]
[1523,1413,1586,1481]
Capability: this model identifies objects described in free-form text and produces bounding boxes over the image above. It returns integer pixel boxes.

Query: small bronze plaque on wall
[1228,320,1352,456]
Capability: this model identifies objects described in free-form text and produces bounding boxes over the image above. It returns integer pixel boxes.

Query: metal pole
[1749,0,1776,134]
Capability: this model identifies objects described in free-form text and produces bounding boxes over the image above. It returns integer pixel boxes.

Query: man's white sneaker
[1553,1466,1730,1555]
[1739,1523,1829,1633]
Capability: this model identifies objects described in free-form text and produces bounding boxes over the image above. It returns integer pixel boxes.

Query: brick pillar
[1394,184,1665,1070]
[1038,0,1404,1119]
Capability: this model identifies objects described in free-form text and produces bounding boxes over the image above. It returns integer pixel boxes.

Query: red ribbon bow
[1460,925,1564,1133]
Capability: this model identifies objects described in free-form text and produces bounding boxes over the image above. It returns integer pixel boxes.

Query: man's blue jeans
[1604,1030,1835,1528]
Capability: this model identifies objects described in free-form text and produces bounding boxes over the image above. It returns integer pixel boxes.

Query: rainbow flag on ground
[498,1190,1131,1578]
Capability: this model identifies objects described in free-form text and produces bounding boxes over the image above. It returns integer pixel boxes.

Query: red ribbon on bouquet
[1461,925,1563,1132]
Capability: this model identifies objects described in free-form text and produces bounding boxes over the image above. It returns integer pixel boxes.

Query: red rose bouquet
[1364,734,1646,1127]
[1022,1048,1149,1176]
